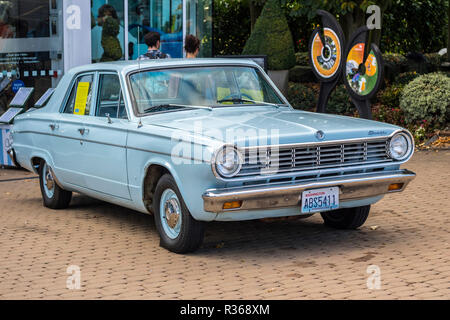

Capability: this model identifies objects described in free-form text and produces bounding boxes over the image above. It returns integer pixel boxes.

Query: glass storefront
[91,0,212,61]
[0,0,63,111]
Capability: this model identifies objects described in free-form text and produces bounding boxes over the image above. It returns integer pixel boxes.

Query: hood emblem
[315,130,325,140]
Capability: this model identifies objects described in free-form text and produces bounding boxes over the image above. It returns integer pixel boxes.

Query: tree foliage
[213,0,252,55]
[242,0,296,70]
[382,0,449,54]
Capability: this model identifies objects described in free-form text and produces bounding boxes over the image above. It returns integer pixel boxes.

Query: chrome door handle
[78,128,89,135]
[49,123,58,130]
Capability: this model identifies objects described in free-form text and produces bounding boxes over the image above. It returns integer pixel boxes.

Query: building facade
[0,0,212,109]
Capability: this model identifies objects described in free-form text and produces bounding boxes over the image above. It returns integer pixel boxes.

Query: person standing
[138,32,170,60]
[184,34,200,58]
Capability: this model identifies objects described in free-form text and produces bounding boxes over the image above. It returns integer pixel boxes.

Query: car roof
[67,58,261,76]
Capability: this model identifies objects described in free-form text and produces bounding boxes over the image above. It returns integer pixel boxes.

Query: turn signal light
[223,201,242,210]
[388,183,404,191]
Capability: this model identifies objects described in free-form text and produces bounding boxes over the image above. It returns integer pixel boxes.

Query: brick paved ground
[0,151,449,300]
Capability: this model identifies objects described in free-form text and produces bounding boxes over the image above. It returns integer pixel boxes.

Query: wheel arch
[30,151,55,174]
[141,160,184,214]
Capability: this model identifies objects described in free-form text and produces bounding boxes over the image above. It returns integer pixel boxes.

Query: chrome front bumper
[202,169,416,213]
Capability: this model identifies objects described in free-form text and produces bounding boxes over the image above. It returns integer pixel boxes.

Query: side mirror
[105,113,112,124]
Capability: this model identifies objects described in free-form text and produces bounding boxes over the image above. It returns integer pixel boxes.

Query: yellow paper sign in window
[73,82,90,115]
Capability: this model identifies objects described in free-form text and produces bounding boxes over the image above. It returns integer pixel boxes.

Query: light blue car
[10,59,416,253]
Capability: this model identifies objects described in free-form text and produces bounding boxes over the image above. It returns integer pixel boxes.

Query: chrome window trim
[59,71,98,114]
[95,71,130,120]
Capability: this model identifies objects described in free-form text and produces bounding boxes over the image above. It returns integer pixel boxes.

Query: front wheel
[153,174,205,253]
[320,205,370,229]
[38,160,72,209]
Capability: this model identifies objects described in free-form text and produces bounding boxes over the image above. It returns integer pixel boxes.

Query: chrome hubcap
[45,170,54,191]
[164,198,180,228]
[160,189,182,239]
[42,163,55,198]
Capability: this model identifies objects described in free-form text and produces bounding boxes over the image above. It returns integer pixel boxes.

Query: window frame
[60,71,98,116]
[95,71,129,120]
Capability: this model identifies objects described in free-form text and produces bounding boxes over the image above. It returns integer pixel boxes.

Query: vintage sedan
[10,59,416,253]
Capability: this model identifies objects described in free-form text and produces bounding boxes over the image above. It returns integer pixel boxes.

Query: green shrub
[383,53,408,66]
[399,73,450,129]
[242,0,295,70]
[383,53,408,83]
[378,84,404,109]
[287,82,317,111]
[373,105,406,127]
[394,71,420,85]
[295,52,309,66]
[327,85,355,116]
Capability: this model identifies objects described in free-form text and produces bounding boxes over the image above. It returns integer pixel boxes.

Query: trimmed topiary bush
[242,0,295,70]
[400,73,450,128]
[101,16,122,62]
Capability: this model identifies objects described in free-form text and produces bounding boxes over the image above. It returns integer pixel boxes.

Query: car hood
[142,106,400,147]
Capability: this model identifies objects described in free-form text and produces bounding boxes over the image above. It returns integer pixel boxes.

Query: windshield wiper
[143,103,213,113]
[216,98,287,108]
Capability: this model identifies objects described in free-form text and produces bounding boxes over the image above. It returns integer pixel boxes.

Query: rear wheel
[38,160,72,209]
[153,174,204,253]
[320,205,370,229]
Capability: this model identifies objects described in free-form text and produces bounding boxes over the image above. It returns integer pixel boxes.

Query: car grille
[237,140,391,178]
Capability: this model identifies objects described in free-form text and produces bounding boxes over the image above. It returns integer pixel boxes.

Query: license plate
[301,187,339,213]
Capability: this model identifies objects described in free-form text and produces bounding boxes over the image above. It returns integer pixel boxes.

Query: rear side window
[63,74,94,115]
[96,74,127,119]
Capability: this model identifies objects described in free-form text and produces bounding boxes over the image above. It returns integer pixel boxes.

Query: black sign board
[9,87,34,107]
[35,88,55,108]
[0,107,23,124]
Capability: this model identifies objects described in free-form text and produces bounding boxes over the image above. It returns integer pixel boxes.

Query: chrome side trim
[202,169,416,213]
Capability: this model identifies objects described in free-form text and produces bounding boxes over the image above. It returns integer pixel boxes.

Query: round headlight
[214,146,242,178]
[389,132,411,160]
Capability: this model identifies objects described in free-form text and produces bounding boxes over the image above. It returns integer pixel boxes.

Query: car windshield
[129,66,284,114]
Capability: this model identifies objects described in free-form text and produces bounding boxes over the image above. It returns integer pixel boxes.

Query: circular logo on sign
[310,28,342,79]
[12,80,25,93]
[345,43,379,96]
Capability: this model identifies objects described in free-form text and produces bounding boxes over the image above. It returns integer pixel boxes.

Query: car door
[81,72,131,200]
[52,72,96,187]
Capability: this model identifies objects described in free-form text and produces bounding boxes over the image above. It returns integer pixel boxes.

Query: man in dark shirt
[138,31,171,60]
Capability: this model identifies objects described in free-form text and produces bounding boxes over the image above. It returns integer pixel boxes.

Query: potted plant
[242,0,296,95]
